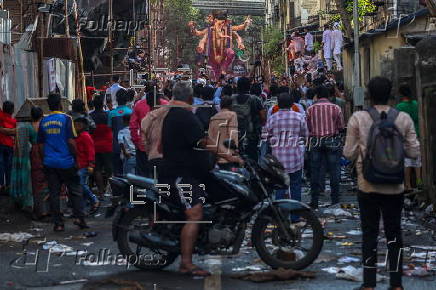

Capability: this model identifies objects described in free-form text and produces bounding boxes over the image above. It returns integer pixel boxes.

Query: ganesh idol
[188,10,252,79]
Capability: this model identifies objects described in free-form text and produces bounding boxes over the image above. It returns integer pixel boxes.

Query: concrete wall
[343,15,428,94]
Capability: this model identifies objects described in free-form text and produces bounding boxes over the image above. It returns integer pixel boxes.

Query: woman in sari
[10,107,48,219]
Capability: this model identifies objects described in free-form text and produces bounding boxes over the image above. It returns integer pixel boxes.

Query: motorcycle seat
[126,174,156,190]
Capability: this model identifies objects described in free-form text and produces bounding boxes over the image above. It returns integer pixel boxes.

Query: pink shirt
[293,37,305,53]
[306,99,345,137]
[267,110,308,173]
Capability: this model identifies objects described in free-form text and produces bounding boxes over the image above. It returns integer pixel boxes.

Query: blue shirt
[37,112,76,169]
[213,87,223,106]
[193,97,204,106]
[108,105,133,153]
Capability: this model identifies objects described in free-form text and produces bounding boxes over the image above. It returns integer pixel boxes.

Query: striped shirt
[266,110,308,174]
[306,99,344,137]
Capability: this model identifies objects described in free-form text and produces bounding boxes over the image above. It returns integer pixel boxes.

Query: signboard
[232,60,247,76]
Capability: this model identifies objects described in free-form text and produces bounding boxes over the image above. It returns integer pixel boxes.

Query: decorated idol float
[188,10,252,80]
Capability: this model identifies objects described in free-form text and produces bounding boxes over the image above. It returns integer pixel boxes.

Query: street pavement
[0,178,435,290]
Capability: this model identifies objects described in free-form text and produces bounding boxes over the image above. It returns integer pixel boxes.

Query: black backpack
[363,108,405,184]
[232,94,254,139]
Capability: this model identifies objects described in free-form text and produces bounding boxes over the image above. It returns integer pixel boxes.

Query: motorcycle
[108,143,324,271]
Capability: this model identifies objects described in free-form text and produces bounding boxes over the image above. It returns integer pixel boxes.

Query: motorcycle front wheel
[252,209,324,270]
[117,206,179,270]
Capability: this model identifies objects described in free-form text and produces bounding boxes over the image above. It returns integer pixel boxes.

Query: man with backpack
[344,77,420,290]
[232,77,266,161]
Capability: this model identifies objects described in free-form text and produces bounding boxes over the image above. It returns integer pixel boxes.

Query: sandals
[180,266,211,277]
[73,219,90,229]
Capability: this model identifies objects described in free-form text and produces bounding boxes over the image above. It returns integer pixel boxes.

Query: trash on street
[231,268,316,282]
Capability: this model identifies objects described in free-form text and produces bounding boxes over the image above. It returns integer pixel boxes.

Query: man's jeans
[78,168,98,205]
[309,137,341,205]
[0,145,13,187]
[358,191,404,288]
[45,167,85,225]
[135,150,149,177]
[259,139,272,162]
[123,157,136,176]
[276,170,302,222]
[276,170,303,202]
[112,151,123,177]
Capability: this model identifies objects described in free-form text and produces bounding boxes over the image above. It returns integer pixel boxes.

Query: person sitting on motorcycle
[159,81,243,277]
[208,95,240,171]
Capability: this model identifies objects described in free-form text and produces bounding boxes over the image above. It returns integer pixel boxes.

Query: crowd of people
[0,44,422,286]
[286,23,344,74]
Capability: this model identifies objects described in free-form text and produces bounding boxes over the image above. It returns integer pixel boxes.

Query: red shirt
[129,98,170,152]
[130,99,151,152]
[0,111,17,147]
[76,131,95,169]
[306,98,345,137]
[90,110,113,153]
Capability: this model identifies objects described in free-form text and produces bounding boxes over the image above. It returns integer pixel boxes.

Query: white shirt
[106,83,124,108]
[331,29,344,54]
[305,32,314,50]
[322,30,333,58]
[118,127,136,159]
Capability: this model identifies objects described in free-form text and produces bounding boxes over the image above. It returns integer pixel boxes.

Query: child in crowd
[118,114,136,175]
[74,117,99,212]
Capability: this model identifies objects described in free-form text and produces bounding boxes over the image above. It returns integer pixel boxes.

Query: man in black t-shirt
[160,81,242,277]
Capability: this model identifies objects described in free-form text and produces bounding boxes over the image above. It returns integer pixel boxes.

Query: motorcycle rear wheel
[117,206,179,270]
[252,209,324,270]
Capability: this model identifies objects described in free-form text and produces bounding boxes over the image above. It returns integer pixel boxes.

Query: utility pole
[148,0,152,76]
[353,0,364,108]
[109,0,113,77]
[284,22,288,76]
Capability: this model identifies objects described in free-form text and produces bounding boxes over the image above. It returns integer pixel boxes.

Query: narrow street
[1,177,435,290]
[0,0,435,289]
